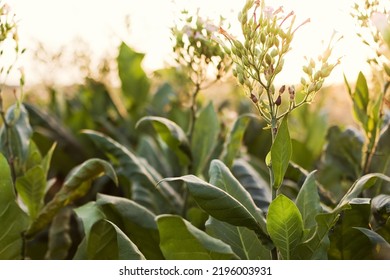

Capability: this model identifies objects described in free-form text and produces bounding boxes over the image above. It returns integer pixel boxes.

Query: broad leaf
[74,201,106,237]
[15,166,46,220]
[0,104,32,174]
[96,194,163,259]
[206,217,271,260]
[208,160,268,237]
[221,114,253,167]
[328,199,372,259]
[232,158,271,213]
[160,175,271,245]
[157,215,237,260]
[83,130,183,213]
[136,116,191,166]
[270,116,292,189]
[87,219,145,260]
[338,173,390,209]
[350,72,369,132]
[26,158,117,237]
[0,154,29,260]
[267,194,303,259]
[45,207,72,260]
[296,171,322,232]
[355,227,390,259]
[191,102,220,175]
[295,212,339,260]
[117,42,150,113]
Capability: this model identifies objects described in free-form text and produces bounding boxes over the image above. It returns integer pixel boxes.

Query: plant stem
[187,83,201,142]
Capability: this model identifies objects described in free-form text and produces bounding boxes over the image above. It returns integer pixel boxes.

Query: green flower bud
[301,77,307,86]
[238,73,245,85]
[315,80,324,91]
[384,63,390,77]
[265,53,272,65]
[270,48,278,57]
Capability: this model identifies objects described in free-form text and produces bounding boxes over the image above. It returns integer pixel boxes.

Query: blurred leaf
[117,42,150,113]
[338,173,390,209]
[160,174,271,245]
[26,158,117,238]
[157,215,237,260]
[328,199,372,259]
[191,102,220,175]
[45,207,72,260]
[320,126,364,182]
[349,72,369,132]
[15,166,46,220]
[355,227,390,259]
[267,194,303,259]
[296,171,322,232]
[136,116,191,166]
[232,158,271,213]
[83,130,183,214]
[221,114,253,167]
[87,219,145,260]
[206,217,271,260]
[149,83,177,115]
[0,104,32,174]
[136,136,172,177]
[96,194,163,259]
[271,116,292,189]
[371,194,390,227]
[0,154,29,260]
[369,123,390,192]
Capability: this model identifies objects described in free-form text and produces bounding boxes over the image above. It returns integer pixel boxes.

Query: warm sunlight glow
[8,0,370,85]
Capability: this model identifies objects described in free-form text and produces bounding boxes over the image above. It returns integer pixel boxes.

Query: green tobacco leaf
[74,201,106,237]
[369,123,390,191]
[0,104,33,172]
[157,215,237,260]
[83,130,183,213]
[26,158,117,238]
[15,166,46,220]
[191,102,220,175]
[209,160,268,238]
[267,194,303,260]
[87,219,145,260]
[351,72,369,131]
[221,114,253,168]
[355,227,390,259]
[160,175,271,245]
[136,116,191,165]
[371,194,390,227]
[117,42,150,113]
[328,199,372,259]
[296,171,322,232]
[45,207,72,260]
[0,154,29,260]
[232,158,271,213]
[271,116,292,189]
[96,194,164,259]
[338,173,390,209]
[206,217,271,260]
[41,142,56,178]
[295,212,339,260]
[321,126,364,181]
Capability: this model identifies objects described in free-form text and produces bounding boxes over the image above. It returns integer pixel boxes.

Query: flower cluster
[171,10,232,89]
[352,0,390,71]
[352,0,390,106]
[218,0,339,128]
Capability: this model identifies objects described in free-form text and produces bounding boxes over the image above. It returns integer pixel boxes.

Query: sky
[5,0,374,86]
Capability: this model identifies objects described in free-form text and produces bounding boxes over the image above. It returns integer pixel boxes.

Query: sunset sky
[7,0,373,85]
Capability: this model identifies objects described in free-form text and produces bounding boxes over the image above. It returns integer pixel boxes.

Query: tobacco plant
[1,0,390,260]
